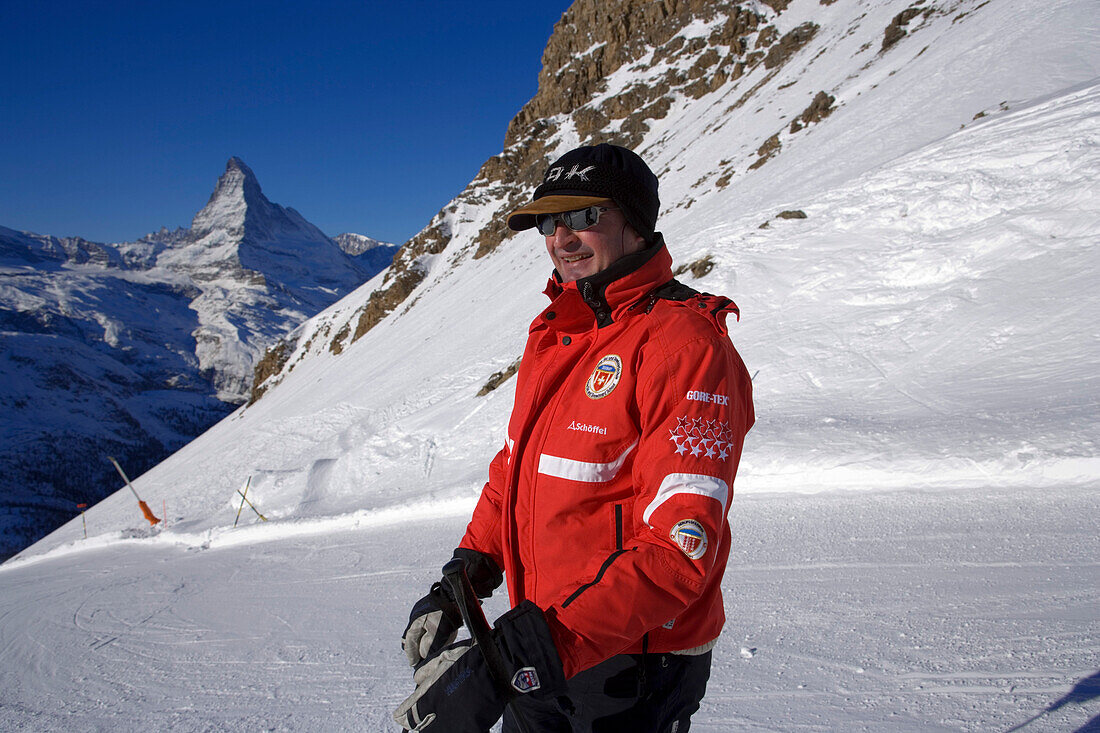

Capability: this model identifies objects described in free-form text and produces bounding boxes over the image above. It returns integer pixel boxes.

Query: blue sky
[0,1,573,245]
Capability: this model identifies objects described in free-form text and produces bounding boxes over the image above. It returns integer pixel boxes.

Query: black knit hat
[507,144,660,242]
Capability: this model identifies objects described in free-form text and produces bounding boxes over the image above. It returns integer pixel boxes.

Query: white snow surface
[3,0,1099,730]
[1,487,1096,731]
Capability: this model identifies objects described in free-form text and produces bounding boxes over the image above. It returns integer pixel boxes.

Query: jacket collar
[542,233,673,329]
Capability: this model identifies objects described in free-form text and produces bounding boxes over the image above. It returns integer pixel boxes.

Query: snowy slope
[0,486,1096,731]
[2,0,1098,730]
[21,0,1095,544]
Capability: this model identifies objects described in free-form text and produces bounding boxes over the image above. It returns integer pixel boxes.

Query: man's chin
[559,261,597,283]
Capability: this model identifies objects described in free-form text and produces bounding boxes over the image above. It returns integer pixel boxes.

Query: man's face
[543,206,646,283]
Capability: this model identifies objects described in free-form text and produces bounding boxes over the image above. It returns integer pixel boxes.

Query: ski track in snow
[1,485,1097,732]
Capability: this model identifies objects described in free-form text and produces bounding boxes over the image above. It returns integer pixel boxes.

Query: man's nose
[551,223,579,245]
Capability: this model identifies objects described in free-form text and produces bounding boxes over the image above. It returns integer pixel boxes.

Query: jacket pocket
[561,503,631,609]
[561,548,630,608]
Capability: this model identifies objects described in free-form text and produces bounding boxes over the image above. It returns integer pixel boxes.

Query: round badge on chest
[585,354,622,399]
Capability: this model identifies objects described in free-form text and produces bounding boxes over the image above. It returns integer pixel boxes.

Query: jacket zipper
[561,503,627,609]
[514,330,594,602]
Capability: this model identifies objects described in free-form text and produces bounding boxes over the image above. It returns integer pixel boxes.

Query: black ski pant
[502,650,712,733]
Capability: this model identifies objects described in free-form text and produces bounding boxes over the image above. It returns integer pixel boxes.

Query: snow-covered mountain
[0,158,395,558]
[125,157,396,402]
[2,0,1098,730]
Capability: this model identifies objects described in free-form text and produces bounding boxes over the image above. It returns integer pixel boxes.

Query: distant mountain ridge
[0,158,396,558]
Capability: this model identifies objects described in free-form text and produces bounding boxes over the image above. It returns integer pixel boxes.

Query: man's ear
[623,224,646,253]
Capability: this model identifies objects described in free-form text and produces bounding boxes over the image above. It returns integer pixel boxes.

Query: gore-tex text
[686,390,729,406]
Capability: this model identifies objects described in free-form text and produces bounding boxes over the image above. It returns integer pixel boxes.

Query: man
[394,143,754,732]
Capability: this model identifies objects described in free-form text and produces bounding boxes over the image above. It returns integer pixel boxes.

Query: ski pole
[107,456,161,526]
[442,559,534,733]
[236,489,267,521]
[234,476,252,527]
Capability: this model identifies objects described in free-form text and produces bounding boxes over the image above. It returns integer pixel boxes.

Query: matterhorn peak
[225,155,249,172]
[221,156,265,199]
[189,156,270,238]
[153,156,375,401]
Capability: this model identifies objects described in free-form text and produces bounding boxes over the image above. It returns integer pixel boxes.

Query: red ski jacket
[460,238,754,678]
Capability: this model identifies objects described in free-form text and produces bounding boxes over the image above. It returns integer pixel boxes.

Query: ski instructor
[394,143,754,732]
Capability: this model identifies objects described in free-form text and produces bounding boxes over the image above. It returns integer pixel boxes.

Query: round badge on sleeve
[670,519,708,559]
[586,354,622,399]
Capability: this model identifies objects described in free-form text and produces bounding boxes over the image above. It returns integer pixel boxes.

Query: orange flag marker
[107,456,161,526]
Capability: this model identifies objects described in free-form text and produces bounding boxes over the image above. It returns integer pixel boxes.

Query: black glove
[393,600,566,732]
[402,548,504,668]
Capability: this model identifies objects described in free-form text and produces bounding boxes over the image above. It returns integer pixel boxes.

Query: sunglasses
[535,206,619,236]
